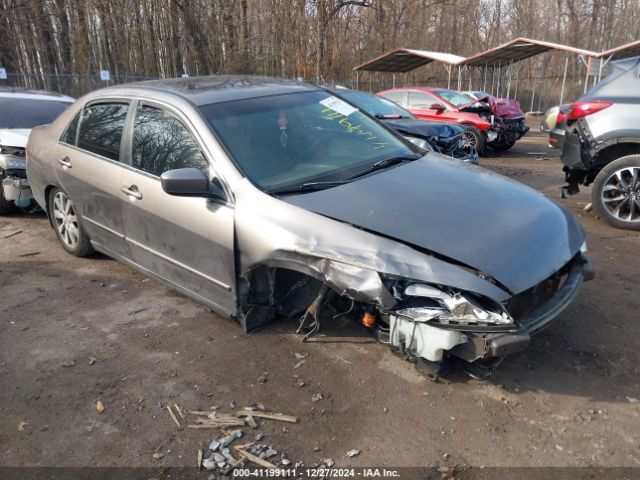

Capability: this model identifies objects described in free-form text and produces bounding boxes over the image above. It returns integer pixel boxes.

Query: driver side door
[119,101,236,317]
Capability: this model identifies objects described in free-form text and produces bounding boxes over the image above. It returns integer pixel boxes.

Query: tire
[0,184,17,215]
[591,154,640,231]
[459,126,486,156]
[48,187,95,256]
[490,138,517,152]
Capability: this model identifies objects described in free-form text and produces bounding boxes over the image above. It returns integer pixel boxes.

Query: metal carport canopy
[352,48,466,73]
[597,40,640,61]
[460,37,597,67]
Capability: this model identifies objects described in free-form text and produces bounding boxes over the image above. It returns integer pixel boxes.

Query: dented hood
[282,155,584,294]
[460,96,525,119]
[381,118,464,139]
[0,129,30,148]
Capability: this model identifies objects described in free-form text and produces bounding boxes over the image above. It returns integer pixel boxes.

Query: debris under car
[26,76,594,381]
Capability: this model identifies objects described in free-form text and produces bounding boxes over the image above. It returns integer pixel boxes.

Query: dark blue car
[333,88,479,165]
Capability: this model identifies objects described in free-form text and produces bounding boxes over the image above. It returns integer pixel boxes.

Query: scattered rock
[323,458,335,467]
[265,448,278,459]
[255,433,264,441]
[246,415,258,428]
[294,360,306,369]
[583,203,593,212]
[88,357,97,365]
[17,420,27,432]
[202,457,217,470]
[152,452,164,460]
[555,445,564,451]
[96,401,105,414]
[346,449,360,458]
[627,397,639,404]
[294,352,308,360]
[312,393,323,402]
[62,360,76,368]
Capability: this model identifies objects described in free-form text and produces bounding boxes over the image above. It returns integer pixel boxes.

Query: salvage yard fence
[1,69,590,113]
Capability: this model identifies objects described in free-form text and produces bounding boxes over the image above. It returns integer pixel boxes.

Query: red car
[378,87,530,154]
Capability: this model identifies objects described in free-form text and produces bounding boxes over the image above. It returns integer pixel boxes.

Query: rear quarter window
[76,103,129,161]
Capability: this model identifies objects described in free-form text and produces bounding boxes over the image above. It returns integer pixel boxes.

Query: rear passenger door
[56,101,131,258]
[119,102,236,316]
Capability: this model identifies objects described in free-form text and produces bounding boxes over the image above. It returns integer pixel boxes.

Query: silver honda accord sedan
[27,76,594,378]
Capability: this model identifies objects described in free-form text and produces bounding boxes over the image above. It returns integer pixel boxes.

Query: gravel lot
[1,124,639,473]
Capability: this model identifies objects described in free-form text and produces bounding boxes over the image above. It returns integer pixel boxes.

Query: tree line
[1,0,639,99]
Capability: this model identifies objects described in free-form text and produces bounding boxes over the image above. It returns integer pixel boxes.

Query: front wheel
[49,188,95,256]
[591,154,640,231]
[459,126,485,156]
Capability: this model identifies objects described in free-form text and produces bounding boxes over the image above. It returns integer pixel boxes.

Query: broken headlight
[396,283,513,328]
[403,136,433,152]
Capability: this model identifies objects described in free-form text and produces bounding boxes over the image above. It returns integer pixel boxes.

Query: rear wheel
[592,154,640,231]
[459,126,485,155]
[49,187,95,256]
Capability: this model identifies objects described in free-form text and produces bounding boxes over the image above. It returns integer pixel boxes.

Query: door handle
[121,186,143,200]
[58,157,72,168]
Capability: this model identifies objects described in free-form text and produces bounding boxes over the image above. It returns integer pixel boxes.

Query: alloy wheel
[459,130,478,149]
[601,166,640,224]
[53,191,80,249]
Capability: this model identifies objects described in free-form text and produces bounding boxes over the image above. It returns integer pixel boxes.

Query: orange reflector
[361,312,377,328]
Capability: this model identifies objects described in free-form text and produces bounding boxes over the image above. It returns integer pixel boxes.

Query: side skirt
[91,240,237,321]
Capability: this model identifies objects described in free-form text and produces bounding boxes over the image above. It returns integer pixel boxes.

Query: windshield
[337,90,414,119]
[0,98,72,129]
[435,89,475,107]
[200,91,417,191]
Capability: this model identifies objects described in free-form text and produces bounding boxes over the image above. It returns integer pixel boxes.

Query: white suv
[0,89,74,213]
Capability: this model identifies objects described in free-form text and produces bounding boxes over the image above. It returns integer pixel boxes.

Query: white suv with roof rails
[0,89,74,213]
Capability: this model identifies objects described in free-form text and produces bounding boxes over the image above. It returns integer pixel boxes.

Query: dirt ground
[1,122,639,475]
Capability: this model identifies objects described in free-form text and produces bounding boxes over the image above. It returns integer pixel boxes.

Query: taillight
[567,101,612,121]
[556,112,565,124]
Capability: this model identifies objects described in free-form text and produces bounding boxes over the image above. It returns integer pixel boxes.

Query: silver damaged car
[27,76,594,378]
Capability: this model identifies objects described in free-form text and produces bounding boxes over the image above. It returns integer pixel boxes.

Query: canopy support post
[513,63,520,101]
[446,65,452,89]
[457,65,462,90]
[392,73,396,88]
[583,56,592,94]
[482,62,488,91]
[506,62,512,98]
[368,71,372,92]
[355,70,360,90]
[559,56,569,104]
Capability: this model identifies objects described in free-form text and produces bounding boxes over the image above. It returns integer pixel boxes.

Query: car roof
[102,75,323,106]
[0,88,74,102]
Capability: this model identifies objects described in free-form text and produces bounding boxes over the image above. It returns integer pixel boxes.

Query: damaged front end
[382,251,592,371]
[0,144,33,211]
[461,96,529,150]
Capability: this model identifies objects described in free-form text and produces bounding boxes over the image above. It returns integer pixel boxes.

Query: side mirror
[430,103,445,111]
[161,168,226,201]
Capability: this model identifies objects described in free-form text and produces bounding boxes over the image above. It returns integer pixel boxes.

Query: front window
[0,97,72,129]
[338,90,414,119]
[200,91,417,191]
[434,89,475,107]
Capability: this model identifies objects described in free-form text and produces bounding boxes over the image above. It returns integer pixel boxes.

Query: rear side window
[131,105,208,177]
[408,91,440,109]
[60,112,81,145]
[380,91,406,106]
[77,103,128,161]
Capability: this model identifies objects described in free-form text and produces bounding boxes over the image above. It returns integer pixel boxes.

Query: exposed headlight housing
[403,136,433,151]
[397,283,513,328]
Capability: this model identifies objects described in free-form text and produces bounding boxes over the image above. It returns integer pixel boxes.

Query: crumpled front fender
[232,179,511,329]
